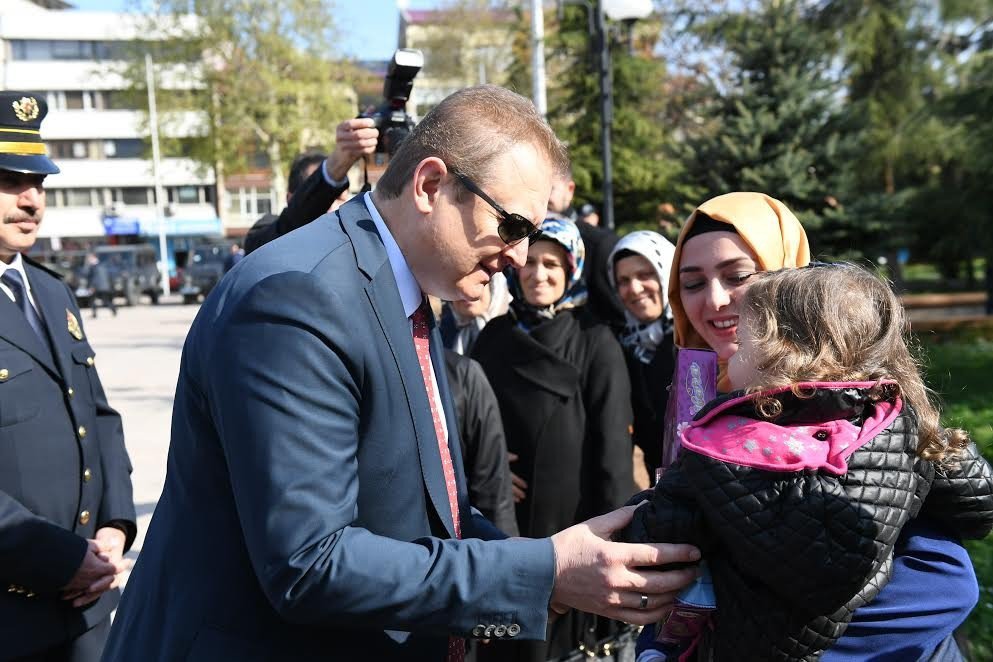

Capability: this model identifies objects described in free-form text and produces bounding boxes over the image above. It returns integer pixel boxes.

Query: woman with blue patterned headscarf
[472,215,634,662]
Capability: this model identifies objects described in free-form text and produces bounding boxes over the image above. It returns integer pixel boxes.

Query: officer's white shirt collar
[0,253,39,310]
[363,192,422,318]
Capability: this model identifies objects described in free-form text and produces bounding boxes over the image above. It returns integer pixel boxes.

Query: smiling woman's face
[677,231,760,361]
[520,240,568,307]
[615,254,663,323]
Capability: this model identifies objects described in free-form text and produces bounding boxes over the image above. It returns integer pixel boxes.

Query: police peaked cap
[0,91,60,175]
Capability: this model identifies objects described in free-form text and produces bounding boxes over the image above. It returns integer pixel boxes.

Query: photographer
[243,118,378,255]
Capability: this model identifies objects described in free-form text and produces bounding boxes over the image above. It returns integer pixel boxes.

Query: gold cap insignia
[66,309,83,340]
[12,97,40,123]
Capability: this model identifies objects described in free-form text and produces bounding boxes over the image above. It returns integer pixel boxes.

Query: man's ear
[411,157,448,214]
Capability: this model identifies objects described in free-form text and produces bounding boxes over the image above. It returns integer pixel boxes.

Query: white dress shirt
[0,253,41,314]
[363,193,449,441]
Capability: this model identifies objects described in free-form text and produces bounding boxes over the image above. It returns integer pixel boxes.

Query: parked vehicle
[75,244,162,306]
[180,242,231,304]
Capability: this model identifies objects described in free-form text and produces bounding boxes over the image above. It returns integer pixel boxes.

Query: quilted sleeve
[618,462,712,552]
[922,442,993,540]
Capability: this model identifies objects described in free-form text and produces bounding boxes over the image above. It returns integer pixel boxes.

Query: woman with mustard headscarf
[651,191,979,661]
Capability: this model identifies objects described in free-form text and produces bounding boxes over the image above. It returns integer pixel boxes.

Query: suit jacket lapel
[0,273,61,379]
[338,199,459,539]
[26,264,72,384]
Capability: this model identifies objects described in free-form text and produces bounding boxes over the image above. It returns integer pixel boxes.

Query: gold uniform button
[78,426,87,439]
[0,368,8,381]
[78,510,90,525]
[67,387,74,398]
[85,356,95,367]
[83,468,92,482]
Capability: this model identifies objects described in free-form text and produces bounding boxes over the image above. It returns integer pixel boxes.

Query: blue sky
[69,0,441,62]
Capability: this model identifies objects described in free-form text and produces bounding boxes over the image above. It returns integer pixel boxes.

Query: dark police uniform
[0,92,136,661]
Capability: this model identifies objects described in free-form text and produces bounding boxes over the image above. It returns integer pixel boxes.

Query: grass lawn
[921,337,993,661]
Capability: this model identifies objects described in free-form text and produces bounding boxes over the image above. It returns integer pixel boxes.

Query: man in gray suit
[104,85,698,661]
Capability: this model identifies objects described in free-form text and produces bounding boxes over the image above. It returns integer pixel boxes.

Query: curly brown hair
[739,263,968,462]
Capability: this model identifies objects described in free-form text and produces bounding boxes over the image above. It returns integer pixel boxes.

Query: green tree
[120,0,355,203]
[671,0,850,252]
[543,6,681,228]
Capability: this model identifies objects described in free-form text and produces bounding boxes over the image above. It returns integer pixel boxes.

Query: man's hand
[61,539,120,607]
[507,452,528,503]
[550,504,700,626]
[327,118,379,181]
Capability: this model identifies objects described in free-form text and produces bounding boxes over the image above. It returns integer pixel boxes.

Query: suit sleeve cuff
[322,159,349,188]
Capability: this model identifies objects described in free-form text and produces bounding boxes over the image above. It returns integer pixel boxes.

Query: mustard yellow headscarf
[668,192,811,389]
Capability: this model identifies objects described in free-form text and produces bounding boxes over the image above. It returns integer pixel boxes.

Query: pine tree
[543,6,682,229]
[673,0,850,254]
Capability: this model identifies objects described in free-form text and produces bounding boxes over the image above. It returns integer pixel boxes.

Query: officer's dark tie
[2,269,47,343]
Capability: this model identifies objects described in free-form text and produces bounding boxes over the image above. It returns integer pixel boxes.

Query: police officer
[0,92,136,661]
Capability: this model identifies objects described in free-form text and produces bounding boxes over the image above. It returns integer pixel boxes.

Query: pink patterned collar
[681,382,903,475]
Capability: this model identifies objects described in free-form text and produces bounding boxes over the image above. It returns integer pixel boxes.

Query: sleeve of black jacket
[921,440,993,539]
[445,352,520,537]
[243,162,348,255]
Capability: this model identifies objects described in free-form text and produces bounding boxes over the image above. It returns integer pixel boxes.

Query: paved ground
[81,296,199,583]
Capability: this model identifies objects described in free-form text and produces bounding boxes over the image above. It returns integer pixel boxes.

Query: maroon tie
[411,302,465,662]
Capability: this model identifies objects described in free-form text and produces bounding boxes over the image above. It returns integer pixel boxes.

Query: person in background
[439,272,512,356]
[547,167,626,331]
[83,252,117,318]
[243,117,379,255]
[607,231,677,479]
[223,243,244,273]
[0,91,135,662]
[656,191,985,661]
[578,202,600,227]
[473,216,635,662]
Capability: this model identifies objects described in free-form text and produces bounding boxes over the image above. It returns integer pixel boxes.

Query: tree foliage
[121,0,356,202]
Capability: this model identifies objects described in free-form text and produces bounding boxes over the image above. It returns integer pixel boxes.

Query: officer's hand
[94,526,131,585]
[61,540,117,607]
[327,118,378,181]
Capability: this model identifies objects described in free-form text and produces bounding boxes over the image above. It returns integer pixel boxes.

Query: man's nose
[18,184,43,210]
[505,240,528,269]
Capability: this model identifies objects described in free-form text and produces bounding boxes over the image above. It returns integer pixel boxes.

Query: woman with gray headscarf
[607,230,677,478]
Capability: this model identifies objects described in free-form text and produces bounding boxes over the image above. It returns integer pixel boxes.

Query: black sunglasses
[453,171,542,246]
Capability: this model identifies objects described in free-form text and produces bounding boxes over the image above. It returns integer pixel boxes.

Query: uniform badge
[12,96,40,123]
[66,309,83,340]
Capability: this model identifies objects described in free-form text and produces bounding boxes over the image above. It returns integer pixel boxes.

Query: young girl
[624,263,993,661]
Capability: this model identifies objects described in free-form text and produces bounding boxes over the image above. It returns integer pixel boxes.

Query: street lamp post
[588,0,652,231]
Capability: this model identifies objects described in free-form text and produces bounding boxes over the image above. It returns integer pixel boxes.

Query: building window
[168,185,201,204]
[107,139,144,159]
[65,92,85,110]
[65,189,95,207]
[120,188,151,205]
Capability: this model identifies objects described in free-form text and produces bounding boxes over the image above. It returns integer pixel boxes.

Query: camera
[362,49,423,156]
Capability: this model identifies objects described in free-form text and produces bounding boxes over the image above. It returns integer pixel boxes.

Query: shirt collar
[0,253,31,290]
[363,192,422,318]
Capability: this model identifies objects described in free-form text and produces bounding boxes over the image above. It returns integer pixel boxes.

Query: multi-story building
[0,0,220,276]
[399,8,516,119]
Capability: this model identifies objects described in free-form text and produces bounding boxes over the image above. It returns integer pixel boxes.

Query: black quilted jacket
[622,384,993,661]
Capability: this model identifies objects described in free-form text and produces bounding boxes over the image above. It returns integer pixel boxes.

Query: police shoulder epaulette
[21,253,65,280]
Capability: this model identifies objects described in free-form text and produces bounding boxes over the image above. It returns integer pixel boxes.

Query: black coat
[624,385,993,661]
[622,332,676,479]
[473,309,635,662]
[444,350,519,537]
[243,162,349,255]
[0,258,136,658]
[473,309,634,540]
[575,220,625,332]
